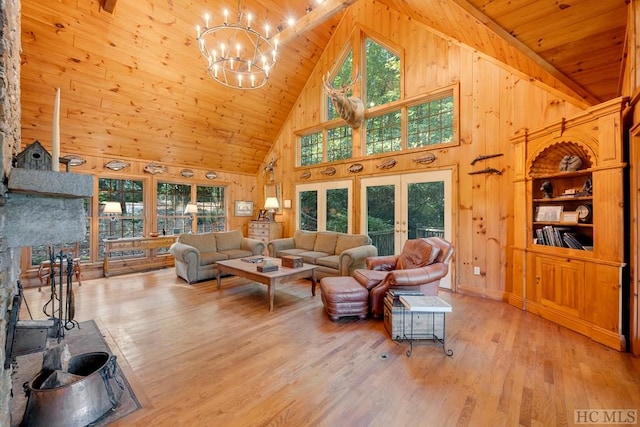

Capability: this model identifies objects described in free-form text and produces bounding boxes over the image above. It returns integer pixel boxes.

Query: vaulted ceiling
[20,0,628,176]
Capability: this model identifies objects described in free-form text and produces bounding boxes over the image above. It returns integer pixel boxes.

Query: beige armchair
[353,237,454,318]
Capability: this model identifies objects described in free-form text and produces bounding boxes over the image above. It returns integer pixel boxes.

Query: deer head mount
[322,69,364,129]
[263,155,278,182]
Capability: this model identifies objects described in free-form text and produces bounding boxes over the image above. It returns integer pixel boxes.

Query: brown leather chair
[353,237,454,318]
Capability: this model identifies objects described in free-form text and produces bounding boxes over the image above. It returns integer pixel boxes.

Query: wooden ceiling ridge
[276,0,359,46]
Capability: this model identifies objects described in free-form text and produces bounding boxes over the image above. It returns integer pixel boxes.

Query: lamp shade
[102,201,122,215]
[264,197,280,210]
[184,203,198,214]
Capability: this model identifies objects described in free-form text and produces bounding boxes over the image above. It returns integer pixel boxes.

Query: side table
[399,295,453,357]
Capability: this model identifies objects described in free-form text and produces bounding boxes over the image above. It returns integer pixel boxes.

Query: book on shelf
[534,225,591,250]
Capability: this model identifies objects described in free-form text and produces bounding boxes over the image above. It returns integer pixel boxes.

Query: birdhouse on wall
[14,141,52,170]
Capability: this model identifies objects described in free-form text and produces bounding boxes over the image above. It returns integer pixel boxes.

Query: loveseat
[169,230,265,284]
[267,230,377,278]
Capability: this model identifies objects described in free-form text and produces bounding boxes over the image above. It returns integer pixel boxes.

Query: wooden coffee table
[215,258,317,311]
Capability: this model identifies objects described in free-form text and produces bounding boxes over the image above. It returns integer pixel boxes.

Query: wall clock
[576,204,592,223]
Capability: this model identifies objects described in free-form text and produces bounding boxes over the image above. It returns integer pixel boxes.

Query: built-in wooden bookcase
[511,97,628,351]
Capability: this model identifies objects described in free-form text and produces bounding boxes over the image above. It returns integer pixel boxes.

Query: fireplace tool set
[42,247,79,340]
[7,249,127,426]
[6,247,80,361]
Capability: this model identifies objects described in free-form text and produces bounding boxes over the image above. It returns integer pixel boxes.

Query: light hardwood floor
[18,269,640,427]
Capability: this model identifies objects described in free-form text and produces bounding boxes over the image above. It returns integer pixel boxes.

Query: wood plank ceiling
[19,0,628,176]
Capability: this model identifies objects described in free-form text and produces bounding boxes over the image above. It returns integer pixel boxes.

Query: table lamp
[102,201,122,239]
[184,202,198,232]
[264,197,279,221]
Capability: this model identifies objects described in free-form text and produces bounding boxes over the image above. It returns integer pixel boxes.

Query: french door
[360,170,453,288]
[295,180,353,233]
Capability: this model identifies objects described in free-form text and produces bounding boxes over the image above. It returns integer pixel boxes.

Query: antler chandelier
[196,0,277,89]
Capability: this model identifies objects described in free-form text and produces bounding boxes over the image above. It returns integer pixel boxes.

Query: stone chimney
[0,1,93,425]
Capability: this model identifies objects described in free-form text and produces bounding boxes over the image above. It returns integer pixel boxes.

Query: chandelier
[196,1,277,89]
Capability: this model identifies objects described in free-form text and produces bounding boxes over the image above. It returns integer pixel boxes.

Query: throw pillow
[335,234,369,254]
[294,230,317,251]
[215,230,243,251]
[314,232,339,254]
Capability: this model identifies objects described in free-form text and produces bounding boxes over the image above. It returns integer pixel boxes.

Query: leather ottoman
[320,277,369,321]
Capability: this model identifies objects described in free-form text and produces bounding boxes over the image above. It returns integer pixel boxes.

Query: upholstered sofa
[267,230,378,278]
[169,230,265,284]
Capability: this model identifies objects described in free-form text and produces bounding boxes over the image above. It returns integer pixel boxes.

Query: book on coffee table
[241,256,264,264]
[399,295,452,312]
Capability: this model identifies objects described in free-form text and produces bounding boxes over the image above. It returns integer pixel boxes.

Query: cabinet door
[536,256,584,317]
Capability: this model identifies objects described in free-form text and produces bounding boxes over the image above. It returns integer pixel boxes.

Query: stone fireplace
[0,1,93,425]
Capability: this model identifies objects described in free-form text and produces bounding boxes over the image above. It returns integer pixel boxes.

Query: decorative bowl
[148,232,159,237]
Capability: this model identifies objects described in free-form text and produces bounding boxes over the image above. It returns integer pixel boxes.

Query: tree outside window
[365,38,400,107]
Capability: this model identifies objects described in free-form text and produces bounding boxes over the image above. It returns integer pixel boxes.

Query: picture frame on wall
[234,200,254,217]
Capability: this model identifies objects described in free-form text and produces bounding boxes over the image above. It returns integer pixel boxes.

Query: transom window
[407,94,454,148]
[327,125,353,161]
[365,110,401,155]
[300,132,323,166]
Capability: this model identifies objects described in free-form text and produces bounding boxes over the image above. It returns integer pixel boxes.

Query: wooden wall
[18,151,258,285]
[259,0,585,300]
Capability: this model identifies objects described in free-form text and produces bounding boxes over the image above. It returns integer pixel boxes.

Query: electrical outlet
[473,266,481,276]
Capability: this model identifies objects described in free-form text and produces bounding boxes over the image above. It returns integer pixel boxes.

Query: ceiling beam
[276,0,359,46]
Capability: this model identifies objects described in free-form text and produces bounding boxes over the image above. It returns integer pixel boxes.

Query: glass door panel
[407,181,444,240]
[296,181,352,232]
[361,170,452,289]
[365,184,396,256]
[299,190,318,231]
[326,188,349,232]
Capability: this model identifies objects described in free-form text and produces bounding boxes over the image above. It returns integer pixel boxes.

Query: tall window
[327,50,353,120]
[195,185,226,232]
[365,38,400,107]
[99,178,144,244]
[98,178,144,239]
[408,93,454,148]
[157,183,191,234]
